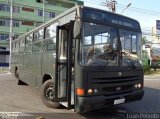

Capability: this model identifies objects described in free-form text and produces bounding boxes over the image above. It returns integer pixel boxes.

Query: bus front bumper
[75,89,144,113]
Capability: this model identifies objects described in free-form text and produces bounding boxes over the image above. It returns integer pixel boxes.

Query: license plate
[114,98,125,105]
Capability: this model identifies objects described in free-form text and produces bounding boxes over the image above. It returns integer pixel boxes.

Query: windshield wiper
[99,50,118,70]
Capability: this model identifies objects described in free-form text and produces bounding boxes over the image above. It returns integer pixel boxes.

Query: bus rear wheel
[41,79,61,108]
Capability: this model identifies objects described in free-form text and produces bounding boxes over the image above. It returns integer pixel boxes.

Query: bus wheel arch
[15,66,26,85]
[15,66,18,78]
[41,79,61,108]
[42,74,52,85]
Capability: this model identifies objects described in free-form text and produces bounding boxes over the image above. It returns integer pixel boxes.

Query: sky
[81,0,160,37]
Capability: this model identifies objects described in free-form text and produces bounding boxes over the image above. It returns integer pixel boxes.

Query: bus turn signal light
[76,88,84,96]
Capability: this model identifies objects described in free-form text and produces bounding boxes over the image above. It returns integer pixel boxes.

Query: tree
[141,36,147,45]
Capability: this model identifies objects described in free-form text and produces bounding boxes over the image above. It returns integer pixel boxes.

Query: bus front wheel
[41,79,61,108]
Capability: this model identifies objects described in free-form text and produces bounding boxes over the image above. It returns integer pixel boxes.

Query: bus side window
[20,38,25,53]
[48,38,56,51]
[11,43,14,53]
[32,29,44,53]
[15,42,19,53]
[44,22,58,52]
[43,40,48,51]
[45,23,57,39]
[131,35,137,53]
[32,41,42,52]
[43,38,56,51]
[34,29,44,42]
[25,34,33,53]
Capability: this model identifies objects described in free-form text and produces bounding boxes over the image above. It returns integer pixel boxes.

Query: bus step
[60,102,74,109]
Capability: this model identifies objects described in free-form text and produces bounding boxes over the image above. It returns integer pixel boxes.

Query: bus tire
[41,79,61,108]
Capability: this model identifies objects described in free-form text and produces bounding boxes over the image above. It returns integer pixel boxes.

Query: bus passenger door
[55,21,74,109]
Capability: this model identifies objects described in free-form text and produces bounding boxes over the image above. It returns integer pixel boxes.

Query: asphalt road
[0,73,160,119]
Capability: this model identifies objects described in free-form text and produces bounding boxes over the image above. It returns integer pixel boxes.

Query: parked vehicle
[150,43,160,71]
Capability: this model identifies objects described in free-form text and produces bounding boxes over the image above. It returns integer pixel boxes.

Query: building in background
[0,0,83,66]
[152,27,160,43]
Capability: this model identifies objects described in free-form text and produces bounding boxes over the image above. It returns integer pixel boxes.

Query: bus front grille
[92,76,138,84]
[92,77,137,96]
[102,85,134,96]
[88,71,142,96]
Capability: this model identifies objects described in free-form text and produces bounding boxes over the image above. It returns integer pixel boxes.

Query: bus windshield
[80,22,141,66]
[119,29,141,55]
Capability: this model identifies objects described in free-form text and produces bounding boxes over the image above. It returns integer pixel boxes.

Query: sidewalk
[0,67,10,74]
[144,69,160,79]
[144,75,160,79]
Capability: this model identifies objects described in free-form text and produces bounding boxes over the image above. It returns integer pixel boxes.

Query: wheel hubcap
[45,85,54,101]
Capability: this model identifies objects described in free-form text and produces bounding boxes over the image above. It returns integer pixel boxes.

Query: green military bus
[11,6,144,113]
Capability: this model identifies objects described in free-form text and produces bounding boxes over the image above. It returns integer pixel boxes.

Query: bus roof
[82,7,141,31]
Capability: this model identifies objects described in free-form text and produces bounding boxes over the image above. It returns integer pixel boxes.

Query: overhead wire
[82,0,160,16]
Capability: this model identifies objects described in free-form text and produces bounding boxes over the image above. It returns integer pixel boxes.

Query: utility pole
[42,0,48,23]
[9,0,13,71]
[103,0,117,13]
[43,0,45,23]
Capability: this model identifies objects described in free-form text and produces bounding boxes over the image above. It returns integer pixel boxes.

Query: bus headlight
[88,89,93,94]
[135,83,142,89]
[88,88,99,94]
[94,88,98,93]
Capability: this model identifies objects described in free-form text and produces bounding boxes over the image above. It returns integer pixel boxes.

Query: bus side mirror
[73,21,81,39]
